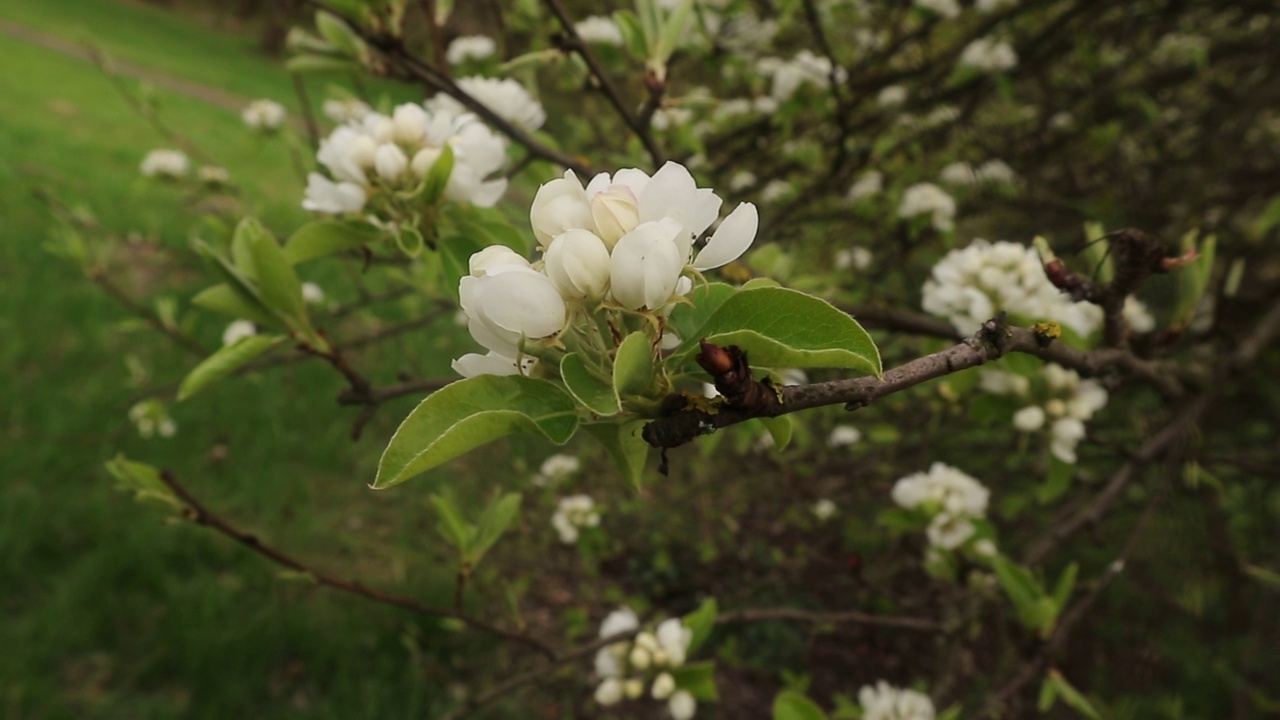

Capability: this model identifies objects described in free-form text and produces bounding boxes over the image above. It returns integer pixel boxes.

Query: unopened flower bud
[651,672,676,700]
[411,147,444,178]
[623,678,645,699]
[591,185,640,248]
[374,143,408,180]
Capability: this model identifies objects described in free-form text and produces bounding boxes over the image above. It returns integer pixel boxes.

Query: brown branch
[157,470,556,659]
[89,269,209,357]
[715,606,943,632]
[542,0,665,167]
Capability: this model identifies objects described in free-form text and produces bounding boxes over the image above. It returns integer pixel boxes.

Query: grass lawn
[0,3,490,718]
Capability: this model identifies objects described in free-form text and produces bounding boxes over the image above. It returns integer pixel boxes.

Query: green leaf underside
[192,284,279,328]
[683,598,718,655]
[757,415,794,450]
[284,220,382,264]
[772,690,829,720]
[561,353,621,416]
[671,661,718,701]
[178,335,286,401]
[675,287,881,377]
[583,421,648,489]
[375,376,578,489]
[613,331,654,397]
[247,227,308,328]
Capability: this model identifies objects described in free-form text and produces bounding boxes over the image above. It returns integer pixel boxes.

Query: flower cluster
[445,35,496,65]
[551,495,600,544]
[128,399,177,439]
[980,363,1108,463]
[452,162,758,378]
[594,608,697,720]
[938,159,1018,187]
[241,99,286,132]
[303,100,510,216]
[574,16,624,46]
[921,239,1155,337]
[425,77,546,132]
[756,50,847,102]
[859,681,937,720]
[531,453,581,487]
[892,462,990,550]
[827,424,862,448]
[139,149,190,178]
[898,183,956,231]
[959,37,1018,73]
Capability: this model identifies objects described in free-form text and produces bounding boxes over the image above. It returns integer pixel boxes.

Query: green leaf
[285,54,363,74]
[284,220,382,264]
[674,287,881,377]
[428,493,474,552]
[375,375,579,489]
[666,282,737,346]
[1047,669,1102,720]
[773,690,829,720]
[416,144,454,205]
[1051,562,1079,611]
[683,597,718,655]
[1038,676,1059,712]
[395,225,425,257]
[177,335,286,401]
[467,492,522,565]
[452,213,530,255]
[656,0,695,63]
[561,353,621,416]
[1036,456,1074,504]
[671,661,718,702]
[758,415,794,451]
[613,331,655,397]
[992,555,1048,630]
[1242,563,1280,590]
[612,9,647,59]
[315,11,362,57]
[583,421,649,488]
[241,218,308,329]
[105,455,180,510]
[191,284,279,328]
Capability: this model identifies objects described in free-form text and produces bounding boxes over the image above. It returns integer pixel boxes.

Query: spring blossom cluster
[241,99,287,131]
[980,364,1109,463]
[892,463,990,551]
[859,680,937,720]
[452,162,758,378]
[594,607,697,719]
[139,149,191,179]
[551,495,600,544]
[898,183,957,231]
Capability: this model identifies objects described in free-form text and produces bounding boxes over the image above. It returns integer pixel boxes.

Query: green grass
[0,5,476,718]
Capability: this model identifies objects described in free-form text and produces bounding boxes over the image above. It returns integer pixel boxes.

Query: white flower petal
[694,202,759,270]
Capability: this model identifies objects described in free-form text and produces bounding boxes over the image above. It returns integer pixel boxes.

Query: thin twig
[157,470,557,659]
[89,269,209,357]
[715,606,942,632]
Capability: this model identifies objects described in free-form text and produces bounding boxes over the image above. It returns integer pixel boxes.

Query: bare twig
[89,269,209,357]
[157,470,556,659]
[715,606,942,632]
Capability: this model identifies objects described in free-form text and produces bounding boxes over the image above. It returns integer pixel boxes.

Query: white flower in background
[758,50,847,102]
[959,37,1018,73]
[976,0,1018,11]
[835,246,874,271]
[974,539,998,556]
[729,171,757,192]
[1124,296,1156,332]
[651,106,694,131]
[760,179,792,203]
[575,15,624,46]
[813,498,838,521]
[859,680,936,720]
[914,0,960,18]
[323,98,371,124]
[718,13,779,51]
[427,77,546,131]
[241,99,287,131]
[139,149,190,178]
[551,494,600,544]
[129,400,177,439]
[1049,111,1075,130]
[714,98,754,122]
[445,35,496,65]
[939,162,977,186]
[301,282,325,305]
[847,171,883,201]
[669,690,697,720]
[878,85,908,107]
[1152,33,1209,66]
[975,159,1018,185]
[531,453,581,486]
[921,239,1099,336]
[305,102,510,214]
[651,672,676,699]
[892,463,989,552]
[898,183,956,231]
[981,363,1108,464]
[222,319,257,346]
[655,617,693,666]
[197,166,231,185]
[828,424,862,447]
[595,678,624,705]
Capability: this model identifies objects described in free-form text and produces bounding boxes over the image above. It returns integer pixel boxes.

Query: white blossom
[445,35,496,65]
[976,0,1018,11]
[301,282,325,304]
[458,263,566,358]
[959,37,1018,73]
[669,690,698,720]
[651,672,676,700]
[760,179,792,203]
[139,149,190,178]
[197,166,231,185]
[575,16,624,46]
[927,512,976,550]
[828,425,862,447]
[835,246,874,271]
[428,77,546,131]
[532,453,581,486]
[552,495,600,544]
[898,183,956,231]
[222,320,257,346]
[1013,405,1046,431]
[595,678,624,705]
[322,98,371,123]
[847,171,884,201]
[813,498,838,521]
[757,50,847,102]
[241,99,287,131]
[878,85,908,107]
[858,680,936,720]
